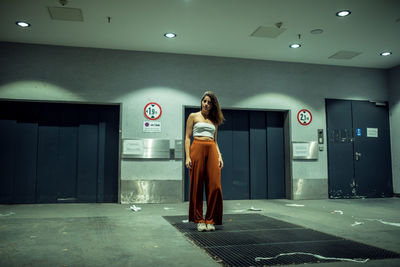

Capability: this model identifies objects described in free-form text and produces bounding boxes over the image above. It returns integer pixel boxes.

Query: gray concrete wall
[389,65,400,194]
[0,42,392,202]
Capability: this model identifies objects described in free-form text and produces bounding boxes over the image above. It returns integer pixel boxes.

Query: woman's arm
[214,126,224,168]
[185,113,194,169]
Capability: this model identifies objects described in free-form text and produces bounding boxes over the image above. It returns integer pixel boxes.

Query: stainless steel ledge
[122,139,170,159]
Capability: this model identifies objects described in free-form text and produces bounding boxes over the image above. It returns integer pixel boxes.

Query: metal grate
[163,214,400,266]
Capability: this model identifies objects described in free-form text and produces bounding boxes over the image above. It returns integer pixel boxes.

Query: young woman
[185,91,224,232]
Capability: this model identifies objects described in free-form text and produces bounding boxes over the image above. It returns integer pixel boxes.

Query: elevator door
[0,101,119,204]
[326,99,392,198]
[184,108,285,200]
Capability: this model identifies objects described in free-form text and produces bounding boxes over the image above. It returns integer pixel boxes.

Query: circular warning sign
[297,109,312,125]
[144,102,162,120]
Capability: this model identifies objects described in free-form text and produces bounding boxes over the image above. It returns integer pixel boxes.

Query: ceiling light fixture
[380,51,392,56]
[16,21,31,28]
[164,32,177,38]
[336,10,351,17]
[310,29,323,34]
[290,34,302,48]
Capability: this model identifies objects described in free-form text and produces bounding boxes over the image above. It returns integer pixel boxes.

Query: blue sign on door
[356,128,362,136]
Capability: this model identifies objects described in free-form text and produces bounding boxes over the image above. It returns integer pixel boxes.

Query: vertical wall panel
[56,104,79,200]
[77,106,99,202]
[13,103,39,203]
[232,110,250,199]
[103,106,120,202]
[13,122,38,203]
[36,125,59,203]
[218,110,234,200]
[97,122,106,202]
[0,120,16,203]
[57,126,78,199]
[267,112,285,199]
[77,124,98,202]
[249,111,267,199]
[184,108,193,201]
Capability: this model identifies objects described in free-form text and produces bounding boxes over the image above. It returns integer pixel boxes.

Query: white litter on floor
[130,205,142,212]
[232,209,246,213]
[182,219,189,223]
[0,212,15,217]
[365,219,400,227]
[255,252,369,263]
[248,207,262,211]
[285,204,305,207]
[351,221,365,226]
[331,210,344,215]
[163,207,175,211]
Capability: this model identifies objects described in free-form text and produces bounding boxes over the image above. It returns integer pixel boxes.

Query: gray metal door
[326,99,392,198]
[352,101,392,197]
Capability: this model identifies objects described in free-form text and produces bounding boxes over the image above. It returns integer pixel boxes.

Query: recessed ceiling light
[164,32,177,38]
[310,29,324,34]
[380,51,392,56]
[336,10,351,17]
[16,21,31,28]
[289,43,301,48]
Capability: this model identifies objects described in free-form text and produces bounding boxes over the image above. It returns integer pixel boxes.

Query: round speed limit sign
[144,102,162,120]
[297,109,312,126]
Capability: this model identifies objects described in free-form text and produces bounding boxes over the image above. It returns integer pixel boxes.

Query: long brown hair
[201,91,224,125]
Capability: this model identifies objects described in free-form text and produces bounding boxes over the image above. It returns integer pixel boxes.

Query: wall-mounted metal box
[291,141,318,160]
[122,139,170,159]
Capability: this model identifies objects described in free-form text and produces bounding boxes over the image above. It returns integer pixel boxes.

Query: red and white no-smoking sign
[144,102,162,120]
[297,109,312,125]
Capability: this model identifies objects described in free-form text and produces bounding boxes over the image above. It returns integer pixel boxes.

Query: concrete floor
[1,198,400,267]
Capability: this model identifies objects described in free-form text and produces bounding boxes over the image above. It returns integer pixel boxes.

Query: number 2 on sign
[297,109,312,126]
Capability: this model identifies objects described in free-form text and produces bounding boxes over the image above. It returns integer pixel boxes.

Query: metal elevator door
[326,99,393,198]
[184,108,285,201]
[0,101,120,204]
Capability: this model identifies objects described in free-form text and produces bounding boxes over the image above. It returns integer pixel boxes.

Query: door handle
[355,152,362,161]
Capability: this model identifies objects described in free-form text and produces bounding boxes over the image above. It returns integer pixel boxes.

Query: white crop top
[193,122,216,138]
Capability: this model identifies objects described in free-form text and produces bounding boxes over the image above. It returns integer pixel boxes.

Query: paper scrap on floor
[351,221,364,226]
[365,219,400,227]
[130,205,142,212]
[331,210,344,215]
[255,252,369,263]
[0,212,15,217]
[232,209,246,212]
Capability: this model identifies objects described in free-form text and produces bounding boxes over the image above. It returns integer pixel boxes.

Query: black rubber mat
[163,214,400,266]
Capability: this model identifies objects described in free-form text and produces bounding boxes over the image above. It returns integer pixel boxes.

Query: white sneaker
[197,223,207,232]
[206,224,215,231]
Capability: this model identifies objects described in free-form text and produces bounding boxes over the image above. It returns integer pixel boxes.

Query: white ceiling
[1,0,399,69]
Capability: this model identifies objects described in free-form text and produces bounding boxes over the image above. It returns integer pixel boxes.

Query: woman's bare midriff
[194,136,214,141]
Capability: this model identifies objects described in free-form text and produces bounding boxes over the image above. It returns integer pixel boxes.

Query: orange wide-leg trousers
[189,139,223,225]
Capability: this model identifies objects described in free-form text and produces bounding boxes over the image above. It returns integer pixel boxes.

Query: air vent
[250,26,286,38]
[329,51,361,60]
[48,7,83,21]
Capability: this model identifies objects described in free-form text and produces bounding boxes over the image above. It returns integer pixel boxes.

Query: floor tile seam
[178,227,307,234]
[200,239,345,249]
